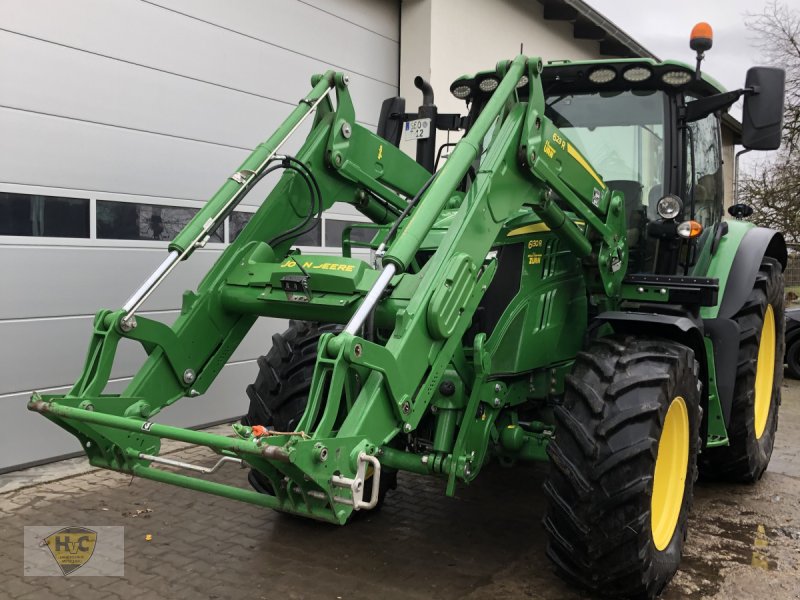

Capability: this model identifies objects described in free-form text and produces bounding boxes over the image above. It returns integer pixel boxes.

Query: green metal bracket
[520,59,628,297]
[335,335,408,416]
[68,309,123,398]
[117,314,193,387]
[703,337,729,446]
[446,333,492,496]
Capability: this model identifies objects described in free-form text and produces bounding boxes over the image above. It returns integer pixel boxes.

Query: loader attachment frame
[30,56,632,524]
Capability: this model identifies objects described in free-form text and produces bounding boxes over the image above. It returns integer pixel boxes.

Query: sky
[587,0,778,118]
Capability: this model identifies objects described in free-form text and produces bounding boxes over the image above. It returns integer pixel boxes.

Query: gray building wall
[0,0,399,471]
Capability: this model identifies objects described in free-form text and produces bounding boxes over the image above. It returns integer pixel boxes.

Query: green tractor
[31,26,786,598]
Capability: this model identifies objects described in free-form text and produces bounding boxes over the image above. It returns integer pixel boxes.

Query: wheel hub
[651,396,689,551]
[754,304,776,439]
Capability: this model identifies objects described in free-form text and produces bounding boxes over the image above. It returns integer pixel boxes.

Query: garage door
[0,0,400,471]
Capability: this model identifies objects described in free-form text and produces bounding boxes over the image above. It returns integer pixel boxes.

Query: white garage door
[0,0,400,471]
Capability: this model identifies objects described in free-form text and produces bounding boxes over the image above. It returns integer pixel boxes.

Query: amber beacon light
[690,22,713,79]
[690,22,713,52]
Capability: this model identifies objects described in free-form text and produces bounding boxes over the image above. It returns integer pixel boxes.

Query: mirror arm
[683,89,747,123]
[733,148,753,203]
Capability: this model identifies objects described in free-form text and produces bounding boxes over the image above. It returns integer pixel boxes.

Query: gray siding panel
[0,0,399,470]
[0,107,248,201]
[298,0,400,41]
[0,245,361,320]
[0,360,257,472]
[0,1,393,123]
[0,312,282,397]
[144,0,399,84]
[0,30,285,150]
[0,28,388,146]
[0,246,222,319]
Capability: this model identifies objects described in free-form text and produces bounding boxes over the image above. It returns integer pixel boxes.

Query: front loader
[31,27,787,599]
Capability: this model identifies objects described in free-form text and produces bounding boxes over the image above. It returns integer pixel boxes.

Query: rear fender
[701,222,786,320]
[697,223,786,428]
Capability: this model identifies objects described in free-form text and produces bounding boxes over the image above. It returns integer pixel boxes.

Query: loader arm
[31,56,627,524]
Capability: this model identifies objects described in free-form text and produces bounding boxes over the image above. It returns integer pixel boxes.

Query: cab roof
[541,58,727,96]
[449,57,727,103]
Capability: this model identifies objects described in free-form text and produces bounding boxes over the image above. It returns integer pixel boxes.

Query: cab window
[685,112,723,230]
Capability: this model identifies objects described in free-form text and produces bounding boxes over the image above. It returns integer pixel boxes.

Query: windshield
[545,90,666,221]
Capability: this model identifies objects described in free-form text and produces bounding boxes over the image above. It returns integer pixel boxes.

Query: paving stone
[2,386,800,599]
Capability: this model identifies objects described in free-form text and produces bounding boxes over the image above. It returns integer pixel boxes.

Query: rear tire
[543,336,701,599]
[243,320,397,505]
[699,257,784,482]
[786,336,800,380]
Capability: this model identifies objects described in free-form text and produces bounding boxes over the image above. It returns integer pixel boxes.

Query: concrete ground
[2,384,800,600]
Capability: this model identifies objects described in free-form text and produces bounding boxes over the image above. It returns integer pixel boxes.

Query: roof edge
[537,0,658,60]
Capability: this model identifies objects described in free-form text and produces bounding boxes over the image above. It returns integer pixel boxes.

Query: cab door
[684,111,724,275]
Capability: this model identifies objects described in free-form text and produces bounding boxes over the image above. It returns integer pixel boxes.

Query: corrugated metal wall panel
[0,311,288,396]
[0,0,399,471]
[0,361,259,471]
[0,246,222,319]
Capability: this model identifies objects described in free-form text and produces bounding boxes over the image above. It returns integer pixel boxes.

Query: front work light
[656,195,683,220]
[677,220,703,238]
[588,68,616,84]
[452,84,472,99]
[478,77,499,92]
[623,66,652,82]
[661,71,692,86]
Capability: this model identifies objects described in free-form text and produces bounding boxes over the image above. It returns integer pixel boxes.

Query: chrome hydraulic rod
[343,263,397,335]
[121,251,180,313]
[120,85,333,324]
[138,453,242,474]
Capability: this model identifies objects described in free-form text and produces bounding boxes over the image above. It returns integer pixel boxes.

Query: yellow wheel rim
[754,304,776,439]
[651,396,689,551]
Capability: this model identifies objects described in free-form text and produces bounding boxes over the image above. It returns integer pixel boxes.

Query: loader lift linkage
[30,42,787,598]
[31,56,629,521]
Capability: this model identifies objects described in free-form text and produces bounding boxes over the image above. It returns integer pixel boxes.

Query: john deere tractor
[31,25,786,599]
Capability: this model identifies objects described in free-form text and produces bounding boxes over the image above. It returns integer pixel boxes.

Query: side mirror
[728,203,753,220]
[741,67,785,150]
[377,97,406,147]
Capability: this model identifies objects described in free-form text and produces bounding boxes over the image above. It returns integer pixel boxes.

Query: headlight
[588,68,616,84]
[656,195,683,220]
[661,70,692,86]
[478,77,499,92]
[623,66,652,82]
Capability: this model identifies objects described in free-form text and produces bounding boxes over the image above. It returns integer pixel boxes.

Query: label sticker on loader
[528,253,542,265]
[280,259,354,273]
[403,118,431,141]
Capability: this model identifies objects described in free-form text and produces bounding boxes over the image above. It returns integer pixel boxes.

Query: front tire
[543,336,701,599]
[699,257,784,482]
[243,320,397,505]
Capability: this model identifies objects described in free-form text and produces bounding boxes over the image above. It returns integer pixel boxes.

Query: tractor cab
[447,54,783,277]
